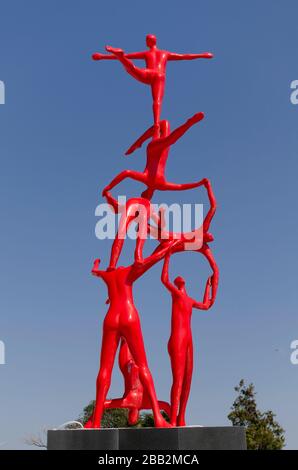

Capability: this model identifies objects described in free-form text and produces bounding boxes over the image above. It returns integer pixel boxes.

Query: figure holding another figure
[103,112,206,201]
[161,249,218,426]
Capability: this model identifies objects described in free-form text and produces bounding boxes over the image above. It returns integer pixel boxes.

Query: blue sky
[0,0,297,449]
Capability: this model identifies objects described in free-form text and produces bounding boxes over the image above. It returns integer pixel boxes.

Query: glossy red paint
[93,34,213,137]
[87,34,218,429]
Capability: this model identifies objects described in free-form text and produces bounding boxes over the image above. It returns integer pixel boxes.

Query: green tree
[228,380,285,450]
[78,401,169,428]
[79,400,129,428]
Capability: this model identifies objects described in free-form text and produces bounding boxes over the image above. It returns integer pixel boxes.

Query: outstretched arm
[92,51,146,61]
[168,52,213,61]
[152,112,204,153]
[203,179,217,232]
[91,258,107,279]
[130,238,179,282]
[125,125,155,155]
[161,253,179,294]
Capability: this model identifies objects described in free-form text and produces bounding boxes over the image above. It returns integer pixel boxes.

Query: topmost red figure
[92,34,213,138]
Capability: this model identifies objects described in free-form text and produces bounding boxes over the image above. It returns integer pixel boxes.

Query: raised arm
[130,238,179,282]
[161,253,179,294]
[91,258,107,279]
[152,112,204,153]
[125,124,155,155]
[192,276,212,310]
[200,245,219,306]
[168,52,213,61]
[203,179,217,233]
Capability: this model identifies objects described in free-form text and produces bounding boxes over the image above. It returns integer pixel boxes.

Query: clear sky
[0,0,297,449]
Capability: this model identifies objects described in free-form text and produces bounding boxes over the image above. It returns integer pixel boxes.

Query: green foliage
[228,380,285,450]
[138,411,169,428]
[79,401,169,428]
[79,400,129,428]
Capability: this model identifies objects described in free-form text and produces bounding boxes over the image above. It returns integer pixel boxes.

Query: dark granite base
[47,426,246,450]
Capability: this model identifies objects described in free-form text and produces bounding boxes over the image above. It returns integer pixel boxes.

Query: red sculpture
[88,35,218,428]
[103,112,206,201]
[161,248,218,426]
[87,240,179,429]
[93,34,213,137]
[84,338,171,427]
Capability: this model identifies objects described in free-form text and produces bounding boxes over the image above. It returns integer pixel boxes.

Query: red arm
[200,245,219,306]
[168,52,213,61]
[129,239,179,282]
[125,125,155,155]
[161,253,179,295]
[152,112,204,153]
[91,258,108,280]
[203,178,217,232]
[192,277,212,310]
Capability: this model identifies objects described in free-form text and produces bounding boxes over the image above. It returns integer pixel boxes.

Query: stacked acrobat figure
[85,35,219,429]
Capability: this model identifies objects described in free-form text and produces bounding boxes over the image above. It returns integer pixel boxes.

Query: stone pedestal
[47,426,246,450]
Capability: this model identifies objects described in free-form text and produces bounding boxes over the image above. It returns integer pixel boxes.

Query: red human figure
[92,34,213,137]
[161,249,218,427]
[107,196,163,270]
[87,239,179,429]
[102,112,206,201]
[148,175,217,252]
[104,339,171,424]
[84,338,171,427]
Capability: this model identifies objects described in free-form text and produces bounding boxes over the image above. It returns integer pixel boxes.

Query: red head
[174,276,185,290]
[146,34,157,48]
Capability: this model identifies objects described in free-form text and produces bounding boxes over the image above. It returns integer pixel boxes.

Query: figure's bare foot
[84,418,93,428]
[190,112,205,124]
[177,417,186,427]
[105,46,124,57]
[155,417,172,428]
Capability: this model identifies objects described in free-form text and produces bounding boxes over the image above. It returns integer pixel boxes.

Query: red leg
[177,341,194,426]
[159,179,207,192]
[92,327,120,428]
[123,318,171,428]
[105,47,154,85]
[151,78,165,137]
[108,213,136,269]
[103,170,147,195]
[168,340,187,426]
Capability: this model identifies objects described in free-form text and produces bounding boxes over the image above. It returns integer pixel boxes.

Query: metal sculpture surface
[88,34,218,428]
